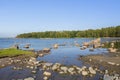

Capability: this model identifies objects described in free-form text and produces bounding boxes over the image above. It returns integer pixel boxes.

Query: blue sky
[0,0,120,37]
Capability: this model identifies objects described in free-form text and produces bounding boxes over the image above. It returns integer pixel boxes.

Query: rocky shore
[79,52,120,80]
[0,38,120,80]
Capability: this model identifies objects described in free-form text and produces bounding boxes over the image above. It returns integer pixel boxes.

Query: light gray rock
[89,67,96,74]
[60,66,68,73]
[82,70,88,76]
[24,77,34,80]
[52,63,61,71]
[43,76,48,80]
[43,71,51,77]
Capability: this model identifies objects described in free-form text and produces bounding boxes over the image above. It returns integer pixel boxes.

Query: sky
[0,0,120,37]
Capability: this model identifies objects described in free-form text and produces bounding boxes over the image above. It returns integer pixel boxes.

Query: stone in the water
[43,71,51,77]
[24,77,34,80]
[43,76,48,80]
[32,70,36,74]
[105,70,108,74]
[68,67,75,75]
[89,67,96,74]
[103,74,114,80]
[52,63,61,71]
[82,71,88,76]
[60,66,68,73]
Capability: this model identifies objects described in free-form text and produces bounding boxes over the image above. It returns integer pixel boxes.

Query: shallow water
[0,38,119,80]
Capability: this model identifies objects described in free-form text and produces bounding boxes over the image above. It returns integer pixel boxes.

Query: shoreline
[79,52,120,74]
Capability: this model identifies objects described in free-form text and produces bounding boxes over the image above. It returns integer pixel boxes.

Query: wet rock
[24,77,34,80]
[39,54,44,57]
[43,71,51,77]
[116,64,120,66]
[43,48,51,53]
[68,67,75,75]
[81,66,87,70]
[83,42,89,47]
[105,70,109,74]
[32,70,36,74]
[60,66,68,73]
[108,62,115,65]
[28,57,37,65]
[53,44,58,49]
[43,76,48,80]
[52,63,61,71]
[24,43,31,48]
[108,48,117,53]
[89,48,94,51]
[82,71,88,76]
[89,58,92,62]
[88,67,96,74]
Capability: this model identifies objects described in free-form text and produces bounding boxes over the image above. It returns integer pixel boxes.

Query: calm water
[0,38,119,80]
[0,38,116,66]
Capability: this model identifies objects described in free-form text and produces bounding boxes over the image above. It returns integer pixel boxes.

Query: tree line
[16,25,120,38]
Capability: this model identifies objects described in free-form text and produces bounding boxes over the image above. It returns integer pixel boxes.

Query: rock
[13,67,17,70]
[30,66,34,69]
[105,70,108,74]
[24,77,34,80]
[52,63,61,71]
[103,74,113,80]
[75,67,82,74]
[75,43,80,47]
[43,76,48,80]
[89,48,94,51]
[28,57,37,65]
[59,71,64,74]
[45,63,53,67]
[39,54,44,57]
[1,64,5,67]
[32,70,36,74]
[89,59,92,62]
[89,67,96,74]
[68,67,75,75]
[108,48,117,53]
[111,43,114,48]
[83,42,89,47]
[60,66,68,73]
[43,71,51,77]
[24,43,31,48]
[80,47,86,50]
[53,44,58,49]
[108,62,115,65]
[82,71,88,76]
[82,66,87,70]
[116,64,120,66]
[43,48,51,53]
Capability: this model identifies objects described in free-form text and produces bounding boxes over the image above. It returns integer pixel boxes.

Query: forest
[16,25,120,38]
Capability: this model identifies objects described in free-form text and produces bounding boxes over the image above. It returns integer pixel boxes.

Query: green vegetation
[16,26,120,38]
[103,42,120,49]
[0,48,34,58]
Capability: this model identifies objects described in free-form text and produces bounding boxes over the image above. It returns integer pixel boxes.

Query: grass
[0,48,34,58]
